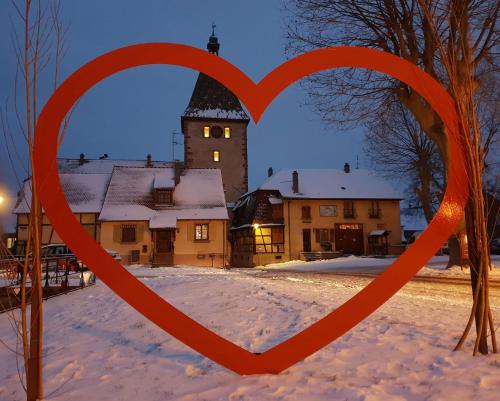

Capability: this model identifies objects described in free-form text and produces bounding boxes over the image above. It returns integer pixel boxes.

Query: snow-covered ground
[261,255,500,279]
[1,265,499,401]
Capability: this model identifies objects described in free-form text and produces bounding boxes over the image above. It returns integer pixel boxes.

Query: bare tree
[418,0,497,356]
[286,0,498,353]
[364,101,444,223]
[0,1,70,399]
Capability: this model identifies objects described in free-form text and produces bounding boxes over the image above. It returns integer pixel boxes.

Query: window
[122,225,136,243]
[301,206,311,221]
[203,126,210,138]
[213,150,220,162]
[315,229,334,243]
[369,200,381,218]
[195,224,209,241]
[224,127,231,138]
[343,200,355,218]
[319,205,337,217]
[254,227,285,253]
[156,189,173,204]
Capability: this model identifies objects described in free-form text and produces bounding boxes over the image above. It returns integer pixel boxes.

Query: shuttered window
[301,206,311,221]
[122,225,136,243]
[315,229,335,243]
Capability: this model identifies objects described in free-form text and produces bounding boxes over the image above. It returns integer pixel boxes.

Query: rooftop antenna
[212,23,216,36]
[356,155,359,169]
[171,131,182,161]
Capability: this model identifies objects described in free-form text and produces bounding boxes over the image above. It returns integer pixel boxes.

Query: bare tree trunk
[4,0,69,397]
[22,1,44,398]
[26,201,43,400]
[446,235,462,269]
[464,201,488,354]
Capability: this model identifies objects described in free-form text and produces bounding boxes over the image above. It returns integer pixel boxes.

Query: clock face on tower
[211,125,223,138]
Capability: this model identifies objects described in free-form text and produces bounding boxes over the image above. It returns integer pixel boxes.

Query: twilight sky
[0,1,367,230]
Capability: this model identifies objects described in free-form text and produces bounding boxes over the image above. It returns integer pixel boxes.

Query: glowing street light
[0,195,4,205]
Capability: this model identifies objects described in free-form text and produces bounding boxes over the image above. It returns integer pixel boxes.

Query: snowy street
[1,264,499,401]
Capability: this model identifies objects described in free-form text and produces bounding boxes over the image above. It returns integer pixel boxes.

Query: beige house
[13,158,229,267]
[98,165,229,266]
[13,170,110,247]
[231,165,404,267]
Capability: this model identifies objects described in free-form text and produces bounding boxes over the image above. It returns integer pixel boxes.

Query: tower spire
[207,24,220,55]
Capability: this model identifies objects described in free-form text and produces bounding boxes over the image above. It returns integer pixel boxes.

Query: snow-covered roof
[259,169,403,200]
[13,174,111,214]
[182,73,249,121]
[153,170,175,189]
[268,196,283,205]
[58,158,172,174]
[368,230,390,236]
[99,167,228,228]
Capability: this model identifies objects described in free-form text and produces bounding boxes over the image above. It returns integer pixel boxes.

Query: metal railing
[0,255,94,288]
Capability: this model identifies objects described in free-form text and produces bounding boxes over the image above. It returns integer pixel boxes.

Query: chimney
[268,167,273,177]
[79,153,85,165]
[344,162,350,173]
[292,170,299,194]
[174,161,183,185]
[146,154,153,168]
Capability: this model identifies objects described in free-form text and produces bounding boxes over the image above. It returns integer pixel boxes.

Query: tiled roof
[13,173,111,214]
[259,169,403,200]
[58,158,173,174]
[99,167,228,227]
[182,73,249,120]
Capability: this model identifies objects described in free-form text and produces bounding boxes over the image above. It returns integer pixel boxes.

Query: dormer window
[155,189,173,205]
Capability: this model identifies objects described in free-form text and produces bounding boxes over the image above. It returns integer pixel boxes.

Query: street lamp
[0,195,5,205]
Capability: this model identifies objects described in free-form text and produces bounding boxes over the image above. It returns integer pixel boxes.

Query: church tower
[181,28,250,205]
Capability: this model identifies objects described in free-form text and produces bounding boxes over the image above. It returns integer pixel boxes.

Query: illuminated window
[254,227,285,253]
[224,127,231,138]
[195,224,209,241]
[203,126,210,138]
[213,150,220,162]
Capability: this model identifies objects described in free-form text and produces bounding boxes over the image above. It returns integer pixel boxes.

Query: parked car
[105,249,122,262]
[40,244,81,271]
[40,244,73,258]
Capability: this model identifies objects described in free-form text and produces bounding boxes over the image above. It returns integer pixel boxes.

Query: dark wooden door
[335,224,364,255]
[302,229,312,252]
[153,230,174,265]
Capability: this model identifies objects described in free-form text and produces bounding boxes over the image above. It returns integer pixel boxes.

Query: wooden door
[302,229,312,252]
[335,224,364,255]
[153,230,174,266]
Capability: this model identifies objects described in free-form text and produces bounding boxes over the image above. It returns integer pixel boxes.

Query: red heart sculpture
[34,44,467,375]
